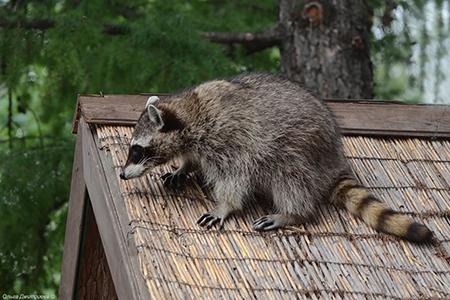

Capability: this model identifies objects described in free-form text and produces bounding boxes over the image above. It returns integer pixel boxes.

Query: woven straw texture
[96,125,450,300]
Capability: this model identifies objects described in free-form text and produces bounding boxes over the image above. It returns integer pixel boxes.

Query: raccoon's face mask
[120,96,184,180]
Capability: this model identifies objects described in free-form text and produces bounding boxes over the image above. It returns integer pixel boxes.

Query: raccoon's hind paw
[161,171,187,190]
[253,214,298,231]
[253,216,280,231]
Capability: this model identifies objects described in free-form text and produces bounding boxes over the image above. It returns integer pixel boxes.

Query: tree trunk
[204,1,374,98]
[278,0,373,98]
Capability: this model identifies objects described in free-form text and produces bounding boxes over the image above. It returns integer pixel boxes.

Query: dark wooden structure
[60,95,450,299]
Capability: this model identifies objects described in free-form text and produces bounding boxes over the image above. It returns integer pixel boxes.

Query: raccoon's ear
[146,96,160,108]
[147,105,164,129]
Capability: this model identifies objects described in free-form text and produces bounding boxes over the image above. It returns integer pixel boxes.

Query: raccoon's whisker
[151,155,164,159]
[141,157,152,165]
[137,157,147,165]
[141,156,162,165]
[146,156,165,162]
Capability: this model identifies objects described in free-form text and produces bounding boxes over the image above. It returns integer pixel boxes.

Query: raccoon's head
[120,96,185,180]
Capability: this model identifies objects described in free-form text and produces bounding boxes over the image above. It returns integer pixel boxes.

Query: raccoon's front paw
[160,171,187,190]
[197,211,226,230]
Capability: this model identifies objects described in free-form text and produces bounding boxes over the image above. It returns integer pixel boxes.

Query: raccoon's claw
[252,215,281,231]
[160,172,173,183]
[161,172,187,190]
[197,212,225,230]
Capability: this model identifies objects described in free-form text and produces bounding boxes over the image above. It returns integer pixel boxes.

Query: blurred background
[0,0,449,297]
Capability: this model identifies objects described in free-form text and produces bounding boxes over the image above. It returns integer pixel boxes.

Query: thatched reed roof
[61,95,450,300]
[96,125,450,299]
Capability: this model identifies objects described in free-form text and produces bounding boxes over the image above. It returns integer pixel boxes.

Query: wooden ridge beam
[72,94,450,138]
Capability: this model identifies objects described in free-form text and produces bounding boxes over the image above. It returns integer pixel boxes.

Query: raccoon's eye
[129,145,144,163]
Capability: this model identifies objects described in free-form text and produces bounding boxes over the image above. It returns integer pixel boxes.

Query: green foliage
[0,143,72,296]
[0,0,278,296]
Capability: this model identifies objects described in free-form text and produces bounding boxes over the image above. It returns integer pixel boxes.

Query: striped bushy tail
[331,175,433,244]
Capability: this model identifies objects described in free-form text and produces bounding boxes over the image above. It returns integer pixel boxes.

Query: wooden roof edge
[71,96,81,135]
[71,94,450,138]
[59,123,86,300]
[78,118,152,299]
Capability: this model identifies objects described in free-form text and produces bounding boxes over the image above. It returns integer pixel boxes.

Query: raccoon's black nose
[119,171,127,180]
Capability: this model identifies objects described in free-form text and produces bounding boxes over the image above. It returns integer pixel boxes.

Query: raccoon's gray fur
[121,73,433,244]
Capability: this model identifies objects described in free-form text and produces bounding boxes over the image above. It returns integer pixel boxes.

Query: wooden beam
[326,99,450,138]
[80,118,150,300]
[72,95,450,138]
[59,125,86,300]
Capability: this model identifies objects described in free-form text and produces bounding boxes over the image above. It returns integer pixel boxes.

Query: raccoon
[120,73,433,244]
